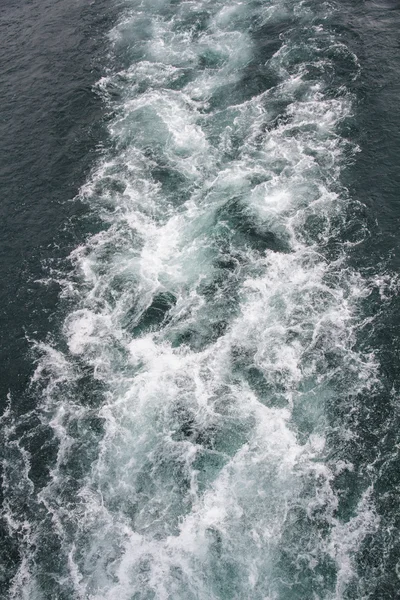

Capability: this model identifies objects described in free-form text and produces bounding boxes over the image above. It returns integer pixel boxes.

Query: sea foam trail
[3,0,381,598]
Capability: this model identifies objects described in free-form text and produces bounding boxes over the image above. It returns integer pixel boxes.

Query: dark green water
[1,0,400,598]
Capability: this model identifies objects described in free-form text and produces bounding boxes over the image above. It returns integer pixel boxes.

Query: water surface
[1,0,400,598]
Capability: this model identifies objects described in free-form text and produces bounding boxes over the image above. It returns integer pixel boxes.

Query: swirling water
[2,0,400,598]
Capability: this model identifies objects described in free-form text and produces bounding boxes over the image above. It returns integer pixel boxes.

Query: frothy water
[1,0,386,598]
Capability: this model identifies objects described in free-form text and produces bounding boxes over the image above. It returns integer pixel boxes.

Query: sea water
[1,0,400,598]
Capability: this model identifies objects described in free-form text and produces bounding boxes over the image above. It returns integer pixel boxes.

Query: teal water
[1,0,400,598]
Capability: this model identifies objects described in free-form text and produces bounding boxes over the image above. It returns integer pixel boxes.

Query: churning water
[2,0,400,598]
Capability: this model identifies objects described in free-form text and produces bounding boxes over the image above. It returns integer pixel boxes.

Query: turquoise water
[2,0,400,598]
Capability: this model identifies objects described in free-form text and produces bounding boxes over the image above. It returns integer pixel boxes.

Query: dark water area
[341,0,400,266]
[0,0,116,403]
[335,2,400,596]
[2,0,400,597]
